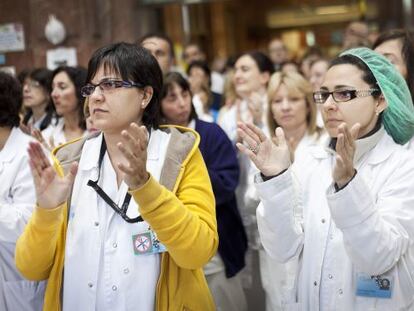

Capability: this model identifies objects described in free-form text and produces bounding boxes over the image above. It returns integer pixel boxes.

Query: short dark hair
[86,42,163,129]
[160,72,197,121]
[22,68,57,130]
[187,60,211,86]
[138,33,175,59]
[52,66,87,130]
[0,72,22,128]
[238,51,275,75]
[330,55,381,99]
[373,29,414,102]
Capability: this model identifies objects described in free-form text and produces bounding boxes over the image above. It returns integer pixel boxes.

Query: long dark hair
[86,42,163,129]
[52,66,87,130]
[22,68,56,130]
[160,72,198,122]
[0,72,22,128]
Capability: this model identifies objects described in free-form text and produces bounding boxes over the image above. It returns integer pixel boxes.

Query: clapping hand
[117,123,150,190]
[28,142,78,209]
[31,129,56,152]
[247,92,264,125]
[236,122,291,177]
[333,123,360,188]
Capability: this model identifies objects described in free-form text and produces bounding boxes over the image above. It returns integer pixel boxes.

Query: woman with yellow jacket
[15,42,218,311]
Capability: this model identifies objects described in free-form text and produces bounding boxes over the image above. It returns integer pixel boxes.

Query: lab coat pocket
[3,279,46,311]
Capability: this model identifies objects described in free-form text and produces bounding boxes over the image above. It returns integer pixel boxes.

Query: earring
[375,110,380,116]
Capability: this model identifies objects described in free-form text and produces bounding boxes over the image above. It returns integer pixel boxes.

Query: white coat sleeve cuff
[327,173,376,229]
[255,168,291,201]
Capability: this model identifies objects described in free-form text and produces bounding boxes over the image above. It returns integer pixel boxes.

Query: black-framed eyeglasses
[81,79,144,97]
[87,137,143,224]
[313,89,380,105]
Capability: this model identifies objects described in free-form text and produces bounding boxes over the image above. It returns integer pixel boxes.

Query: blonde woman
[246,71,324,311]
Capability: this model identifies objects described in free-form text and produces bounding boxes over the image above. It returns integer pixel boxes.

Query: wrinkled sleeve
[0,157,36,243]
[131,149,218,269]
[15,204,64,280]
[328,158,414,275]
[256,169,304,263]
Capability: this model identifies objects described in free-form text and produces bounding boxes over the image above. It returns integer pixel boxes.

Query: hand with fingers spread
[333,122,360,188]
[117,123,150,190]
[28,142,78,209]
[236,122,291,177]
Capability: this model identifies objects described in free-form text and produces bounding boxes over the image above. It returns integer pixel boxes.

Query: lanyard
[87,136,143,223]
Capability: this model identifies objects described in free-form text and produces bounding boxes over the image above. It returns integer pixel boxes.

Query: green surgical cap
[340,47,414,145]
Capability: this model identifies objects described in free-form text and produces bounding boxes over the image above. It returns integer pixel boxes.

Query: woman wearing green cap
[236,47,414,310]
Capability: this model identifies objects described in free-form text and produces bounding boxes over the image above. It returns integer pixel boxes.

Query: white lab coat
[63,130,170,311]
[0,127,45,310]
[245,131,325,311]
[256,127,414,310]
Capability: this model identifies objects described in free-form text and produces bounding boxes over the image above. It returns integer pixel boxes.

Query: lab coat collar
[78,129,161,172]
[310,125,391,165]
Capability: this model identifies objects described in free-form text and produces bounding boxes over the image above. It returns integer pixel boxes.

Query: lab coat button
[112,285,117,291]
[329,274,333,279]
[314,281,318,286]
[124,268,129,274]
[113,242,117,248]
[339,289,343,295]
[321,218,326,223]
[94,221,99,226]
[88,282,93,288]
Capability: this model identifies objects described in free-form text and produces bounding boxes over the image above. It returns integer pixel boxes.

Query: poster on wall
[0,23,25,52]
[46,47,77,70]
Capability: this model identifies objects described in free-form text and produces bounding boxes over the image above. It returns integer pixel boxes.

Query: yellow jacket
[15,126,218,311]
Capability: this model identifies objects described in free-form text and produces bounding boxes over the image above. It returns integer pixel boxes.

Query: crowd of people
[1,19,414,311]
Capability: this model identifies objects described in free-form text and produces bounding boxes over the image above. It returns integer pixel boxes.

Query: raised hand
[246,92,264,125]
[236,122,291,177]
[333,122,360,188]
[31,128,55,152]
[117,123,150,190]
[28,142,78,209]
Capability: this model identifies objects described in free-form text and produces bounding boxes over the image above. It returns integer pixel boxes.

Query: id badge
[132,229,167,256]
[356,273,393,299]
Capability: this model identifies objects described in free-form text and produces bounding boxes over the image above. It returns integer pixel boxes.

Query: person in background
[21,68,56,133]
[183,42,225,95]
[268,38,289,72]
[219,51,274,142]
[300,46,323,80]
[39,66,87,150]
[160,71,248,311]
[140,33,175,75]
[187,60,222,121]
[0,72,45,310]
[309,58,330,127]
[238,47,414,310]
[342,20,370,50]
[373,29,414,149]
[280,61,300,74]
[373,29,414,102]
[309,58,330,91]
[15,42,218,311]
[245,71,324,310]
